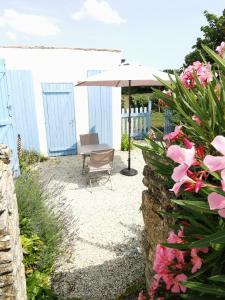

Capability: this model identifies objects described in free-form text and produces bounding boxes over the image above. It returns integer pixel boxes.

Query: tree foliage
[184,10,225,67]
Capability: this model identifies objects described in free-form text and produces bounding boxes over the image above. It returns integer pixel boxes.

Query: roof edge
[0,45,121,53]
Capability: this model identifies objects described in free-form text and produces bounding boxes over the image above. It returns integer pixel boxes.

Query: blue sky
[0,0,224,69]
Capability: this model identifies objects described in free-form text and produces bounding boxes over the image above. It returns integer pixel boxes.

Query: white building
[0,46,122,156]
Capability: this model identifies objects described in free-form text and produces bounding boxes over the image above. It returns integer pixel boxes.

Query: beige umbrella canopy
[76,64,172,87]
[76,64,172,176]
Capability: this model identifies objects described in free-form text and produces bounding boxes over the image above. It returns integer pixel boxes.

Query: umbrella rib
[116,80,121,87]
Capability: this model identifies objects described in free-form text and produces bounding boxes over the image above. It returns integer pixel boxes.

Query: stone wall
[0,145,26,299]
[141,165,173,292]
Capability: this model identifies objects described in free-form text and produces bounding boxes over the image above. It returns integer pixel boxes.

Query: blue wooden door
[7,70,40,152]
[87,70,113,146]
[42,83,77,156]
[0,59,20,176]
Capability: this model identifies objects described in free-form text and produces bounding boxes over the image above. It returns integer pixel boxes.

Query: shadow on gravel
[38,154,128,191]
[52,223,145,300]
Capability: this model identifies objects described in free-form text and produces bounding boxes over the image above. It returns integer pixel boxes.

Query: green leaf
[191,230,225,248]
[153,75,175,91]
[202,44,225,72]
[184,281,225,296]
[161,242,190,250]
[209,275,225,283]
[172,199,216,214]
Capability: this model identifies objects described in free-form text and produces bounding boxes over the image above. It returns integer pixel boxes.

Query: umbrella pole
[120,80,138,176]
[128,80,131,170]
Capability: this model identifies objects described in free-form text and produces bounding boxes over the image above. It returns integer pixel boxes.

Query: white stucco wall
[0,47,122,155]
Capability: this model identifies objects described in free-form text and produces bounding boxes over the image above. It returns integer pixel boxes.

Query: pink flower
[180,61,213,89]
[194,179,203,193]
[191,249,202,273]
[167,145,195,180]
[171,274,187,293]
[191,248,208,273]
[167,230,186,265]
[138,291,146,300]
[204,136,225,172]
[216,41,225,58]
[163,125,183,142]
[167,145,195,172]
[192,115,201,126]
[167,145,196,195]
[153,245,174,275]
[150,275,161,300]
[208,192,225,218]
[183,138,193,149]
[170,175,195,196]
[167,230,183,244]
[152,231,189,297]
[221,169,225,192]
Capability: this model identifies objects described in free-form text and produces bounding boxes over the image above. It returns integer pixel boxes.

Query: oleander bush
[137,43,225,299]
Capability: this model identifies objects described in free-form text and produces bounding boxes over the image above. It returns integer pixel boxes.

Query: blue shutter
[87,70,113,146]
[0,59,19,176]
[42,83,77,156]
[7,70,40,152]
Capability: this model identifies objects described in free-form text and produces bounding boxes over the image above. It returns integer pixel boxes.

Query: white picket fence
[164,109,175,134]
[121,101,152,139]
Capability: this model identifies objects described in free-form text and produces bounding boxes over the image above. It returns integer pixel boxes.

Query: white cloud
[6,31,17,40]
[0,9,60,36]
[72,0,126,24]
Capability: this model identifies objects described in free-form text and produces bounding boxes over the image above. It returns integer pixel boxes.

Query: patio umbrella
[76,64,172,176]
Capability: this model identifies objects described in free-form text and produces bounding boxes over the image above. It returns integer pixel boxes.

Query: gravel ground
[37,149,146,300]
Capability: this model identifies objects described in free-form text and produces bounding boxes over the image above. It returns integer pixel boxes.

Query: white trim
[112,87,121,150]
[74,86,89,153]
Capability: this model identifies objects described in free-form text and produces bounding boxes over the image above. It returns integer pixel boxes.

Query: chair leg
[82,155,86,174]
[89,177,93,193]
[108,170,113,190]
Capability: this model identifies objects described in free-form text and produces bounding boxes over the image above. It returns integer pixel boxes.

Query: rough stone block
[0,274,14,287]
[0,252,12,264]
[141,165,173,295]
[0,263,13,275]
[0,236,10,251]
[0,210,8,236]
[0,145,27,299]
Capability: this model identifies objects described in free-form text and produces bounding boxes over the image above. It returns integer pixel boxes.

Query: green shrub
[16,170,61,299]
[19,150,48,172]
[121,133,134,151]
[26,271,58,300]
[151,111,164,129]
[122,93,152,108]
[131,94,149,107]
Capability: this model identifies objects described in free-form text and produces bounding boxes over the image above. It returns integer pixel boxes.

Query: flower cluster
[166,131,225,217]
[149,230,208,300]
[167,144,206,195]
[204,136,225,217]
[216,41,225,58]
[180,61,213,89]
[163,125,193,148]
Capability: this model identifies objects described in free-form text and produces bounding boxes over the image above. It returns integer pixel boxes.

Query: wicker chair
[87,149,114,191]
